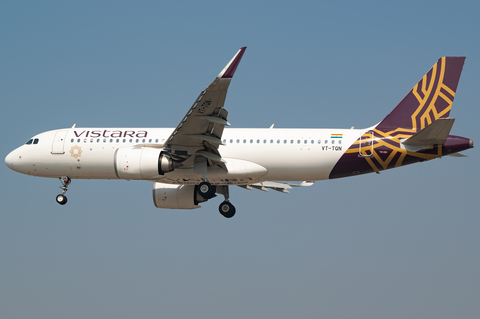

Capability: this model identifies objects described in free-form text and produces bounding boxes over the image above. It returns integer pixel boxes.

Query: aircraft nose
[5,149,21,171]
[5,150,15,170]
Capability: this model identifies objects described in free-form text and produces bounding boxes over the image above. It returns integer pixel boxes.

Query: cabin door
[52,130,68,154]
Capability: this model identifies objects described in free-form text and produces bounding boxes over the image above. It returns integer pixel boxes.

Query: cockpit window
[25,138,39,145]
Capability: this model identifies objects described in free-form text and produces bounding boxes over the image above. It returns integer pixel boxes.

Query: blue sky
[1,1,479,318]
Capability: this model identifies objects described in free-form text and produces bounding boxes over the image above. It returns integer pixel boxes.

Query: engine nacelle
[114,147,177,180]
[153,182,207,209]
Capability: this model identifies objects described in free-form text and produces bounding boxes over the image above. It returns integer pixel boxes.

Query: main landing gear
[219,201,236,218]
[216,185,236,218]
[197,181,217,200]
[196,181,236,218]
[56,176,71,205]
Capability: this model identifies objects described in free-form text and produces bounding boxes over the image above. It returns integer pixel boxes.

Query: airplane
[4,47,474,218]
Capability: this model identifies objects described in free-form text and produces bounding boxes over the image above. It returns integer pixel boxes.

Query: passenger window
[332,140,335,144]
[277,139,280,144]
[290,140,294,144]
[270,139,273,143]
[97,139,100,143]
[250,139,253,143]
[236,139,240,143]
[84,139,87,143]
[129,139,133,143]
[257,139,260,143]
[116,139,120,143]
[297,140,300,144]
[110,139,113,143]
[263,139,267,143]
[230,139,233,143]
[318,140,321,144]
[136,139,139,143]
[339,140,342,144]
[304,140,307,144]
[90,139,93,143]
[243,139,246,143]
[155,139,158,143]
[284,140,287,144]
[123,139,126,143]
[325,140,328,144]
[142,139,145,143]
[71,139,74,142]
[223,139,226,144]
[78,139,81,143]
[103,139,106,143]
[311,140,314,144]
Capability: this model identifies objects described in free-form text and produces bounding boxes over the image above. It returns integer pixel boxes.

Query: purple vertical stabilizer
[376,57,465,133]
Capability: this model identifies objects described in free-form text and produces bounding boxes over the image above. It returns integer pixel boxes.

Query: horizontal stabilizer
[402,118,455,147]
[446,152,467,157]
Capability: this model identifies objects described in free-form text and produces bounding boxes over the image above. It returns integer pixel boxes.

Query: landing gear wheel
[219,201,236,218]
[56,194,68,205]
[57,176,71,205]
[198,181,216,199]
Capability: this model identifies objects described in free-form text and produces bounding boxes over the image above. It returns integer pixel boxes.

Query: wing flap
[239,181,314,193]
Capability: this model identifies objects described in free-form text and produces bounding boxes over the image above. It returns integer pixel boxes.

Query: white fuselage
[5,127,368,184]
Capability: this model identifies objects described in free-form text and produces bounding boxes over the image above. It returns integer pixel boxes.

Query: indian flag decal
[331,134,343,138]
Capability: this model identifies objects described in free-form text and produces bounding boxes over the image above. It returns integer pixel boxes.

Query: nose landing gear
[56,176,71,205]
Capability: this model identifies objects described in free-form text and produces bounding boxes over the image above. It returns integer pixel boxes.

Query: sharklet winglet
[217,47,247,79]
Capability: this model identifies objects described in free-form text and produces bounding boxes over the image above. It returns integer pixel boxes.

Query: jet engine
[153,183,208,209]
[114,148,180,180]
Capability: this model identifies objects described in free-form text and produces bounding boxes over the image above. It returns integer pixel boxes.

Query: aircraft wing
[164,47,247,168]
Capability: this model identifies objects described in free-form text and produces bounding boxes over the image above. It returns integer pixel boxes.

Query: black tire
[219,201,236,218]
[56,194,67,205]
[198,181,216,199]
